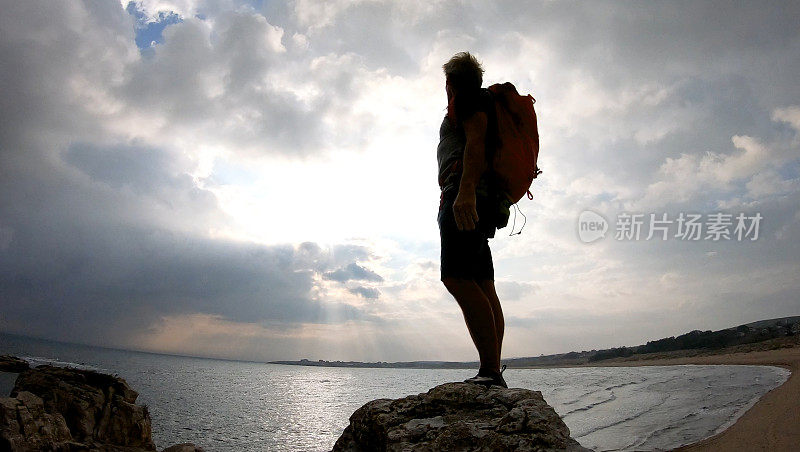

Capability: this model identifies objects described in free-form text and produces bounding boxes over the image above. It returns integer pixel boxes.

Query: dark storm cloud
[64,143,189,196]
[0,1,386,346]
[323,263,384,283]
[0,138,373,345]
[0,225,354,334]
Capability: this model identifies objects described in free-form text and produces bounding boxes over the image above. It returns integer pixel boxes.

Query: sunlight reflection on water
[131,362,787,451]
[0,335,789,452]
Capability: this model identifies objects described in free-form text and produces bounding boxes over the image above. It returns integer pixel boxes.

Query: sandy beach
[584,344,800,451]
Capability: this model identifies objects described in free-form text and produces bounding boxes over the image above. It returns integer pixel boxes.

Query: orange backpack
[487,82,541,203]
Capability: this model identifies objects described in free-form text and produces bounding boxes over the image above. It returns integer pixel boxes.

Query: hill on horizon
[270,314,800,368]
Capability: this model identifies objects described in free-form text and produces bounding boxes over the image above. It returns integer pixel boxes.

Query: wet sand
[586,346,800,451]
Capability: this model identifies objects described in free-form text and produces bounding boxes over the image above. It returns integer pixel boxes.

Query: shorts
[437,186,495,281]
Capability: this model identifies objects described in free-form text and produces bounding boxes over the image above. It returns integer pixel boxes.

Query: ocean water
[0,333,789,451]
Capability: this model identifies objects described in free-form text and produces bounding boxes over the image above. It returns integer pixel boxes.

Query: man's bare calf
[442,277,504,373]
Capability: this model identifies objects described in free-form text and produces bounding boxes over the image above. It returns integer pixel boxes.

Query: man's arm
[453,111,488,231]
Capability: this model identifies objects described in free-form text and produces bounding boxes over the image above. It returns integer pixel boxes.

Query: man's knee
[442,277,478,296]
[442,277,462,296]
[478,280,500,303]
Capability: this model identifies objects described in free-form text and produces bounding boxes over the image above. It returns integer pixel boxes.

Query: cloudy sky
[1,0,798,363]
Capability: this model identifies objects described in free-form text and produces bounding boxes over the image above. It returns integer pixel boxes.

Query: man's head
[443,52,484,95]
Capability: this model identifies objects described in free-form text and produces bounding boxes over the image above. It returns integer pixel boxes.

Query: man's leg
[478,280,504,360]
[442,277,500,373]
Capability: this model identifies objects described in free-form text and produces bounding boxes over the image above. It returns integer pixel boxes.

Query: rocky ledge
[0,355,30,373]
[0,357,203,452]
[333,382,588,451]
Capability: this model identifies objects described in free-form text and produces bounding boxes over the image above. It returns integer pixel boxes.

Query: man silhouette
[437,52,506,388]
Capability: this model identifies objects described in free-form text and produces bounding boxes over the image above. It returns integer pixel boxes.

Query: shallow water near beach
[1,333,789,451]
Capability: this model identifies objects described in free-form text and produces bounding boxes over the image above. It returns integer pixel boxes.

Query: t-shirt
[436,88,496,193]
[436,88,503,238]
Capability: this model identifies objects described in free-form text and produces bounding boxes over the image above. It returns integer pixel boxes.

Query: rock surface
[0,355,30,373]
[0,358,204,452]
[332,382,588,451]
[161,443,207,452]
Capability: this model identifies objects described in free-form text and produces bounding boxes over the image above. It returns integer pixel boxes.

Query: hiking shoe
[464,374,495,386]
[493,365,508,388]
[464,365,508,388]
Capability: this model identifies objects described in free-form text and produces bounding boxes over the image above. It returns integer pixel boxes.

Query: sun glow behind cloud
[203,137,441,246]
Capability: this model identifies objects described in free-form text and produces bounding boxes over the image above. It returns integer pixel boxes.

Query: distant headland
[271,315,800,369]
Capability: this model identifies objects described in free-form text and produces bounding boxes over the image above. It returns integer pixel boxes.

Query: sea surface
[0,333,789,451]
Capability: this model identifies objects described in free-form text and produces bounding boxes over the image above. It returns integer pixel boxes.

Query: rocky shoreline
[0,355,203,452]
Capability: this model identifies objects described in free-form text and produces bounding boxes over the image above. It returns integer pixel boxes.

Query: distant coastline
[4,315,798,370]
[271,315,800,369]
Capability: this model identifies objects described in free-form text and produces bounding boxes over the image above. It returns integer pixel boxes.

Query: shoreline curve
[582,347,799,451]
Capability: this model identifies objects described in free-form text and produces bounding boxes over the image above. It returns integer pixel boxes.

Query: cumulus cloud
[773,106,800,131]
[635,106,800,209]
[496,281,540,302]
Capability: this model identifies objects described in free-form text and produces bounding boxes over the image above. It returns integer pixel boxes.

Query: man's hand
[453,188,479,231]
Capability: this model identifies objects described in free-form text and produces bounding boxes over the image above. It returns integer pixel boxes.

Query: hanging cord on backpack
[508,203,527,236]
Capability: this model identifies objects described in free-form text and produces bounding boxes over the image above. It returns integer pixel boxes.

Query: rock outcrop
[0,355,30,373]
[333,382,588,451]
[0,358,204,452]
